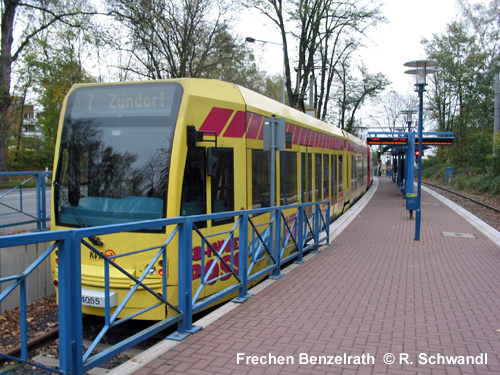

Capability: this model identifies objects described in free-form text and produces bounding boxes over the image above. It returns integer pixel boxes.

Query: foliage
[0,0,100,173]
[422,153,500,196]
[422,0,500,176]
[30,31,96,139]
[7,137,53,171]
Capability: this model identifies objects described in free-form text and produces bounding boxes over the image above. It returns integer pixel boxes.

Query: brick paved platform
[111,177,500,375]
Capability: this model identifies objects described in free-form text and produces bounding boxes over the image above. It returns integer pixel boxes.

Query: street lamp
[245,37,286,104]
[400,109,417,132]
[404,60,438,241]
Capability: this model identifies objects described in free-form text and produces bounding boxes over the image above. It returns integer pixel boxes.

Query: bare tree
[337,64,390,132]
[106,0,240,79]
[369,91,419,132]
[242,0,385,120]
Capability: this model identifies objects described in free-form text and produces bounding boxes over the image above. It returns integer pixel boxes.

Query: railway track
[0,315,146,374]
[0,328,59,365]
[423,181,500,232]
[423,181,500,214]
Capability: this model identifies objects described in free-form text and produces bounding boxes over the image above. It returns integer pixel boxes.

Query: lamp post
[404,60,438,241]
[245,37,286,104]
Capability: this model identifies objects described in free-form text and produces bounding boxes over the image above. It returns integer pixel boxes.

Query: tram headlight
[136,260,165,277]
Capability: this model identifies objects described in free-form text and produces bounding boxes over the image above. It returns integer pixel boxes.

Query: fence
[0,200,330,374]
[0,171,52,231]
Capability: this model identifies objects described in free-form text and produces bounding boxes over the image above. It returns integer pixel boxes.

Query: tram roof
[67,78,359,144]
[237,84,345,140]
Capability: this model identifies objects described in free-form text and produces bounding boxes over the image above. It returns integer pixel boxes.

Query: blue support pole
[415,84,425,241]
[58,231,83,374]
[404,131,415,199]
[397,154,404,190]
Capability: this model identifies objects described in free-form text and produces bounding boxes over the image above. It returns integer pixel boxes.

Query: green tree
[423,18,495,171]
[0,0,99,173]
[29,29,96,164]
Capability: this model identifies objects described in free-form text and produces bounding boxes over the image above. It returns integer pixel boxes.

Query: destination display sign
[68,83,182,118]
[416,137,454,146]
[366,137,407,145]
[367,137,454,146]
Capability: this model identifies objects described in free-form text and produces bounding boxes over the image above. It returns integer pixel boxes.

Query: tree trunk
[0,0,18,174]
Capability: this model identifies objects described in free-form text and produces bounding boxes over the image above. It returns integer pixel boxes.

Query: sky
[358,0,463,94]
[240,0,489,96]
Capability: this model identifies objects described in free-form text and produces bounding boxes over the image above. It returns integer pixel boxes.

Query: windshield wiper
[53,182,104,247]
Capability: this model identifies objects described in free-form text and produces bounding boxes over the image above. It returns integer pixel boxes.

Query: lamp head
[404,60,438,85]
[401,109,418,122]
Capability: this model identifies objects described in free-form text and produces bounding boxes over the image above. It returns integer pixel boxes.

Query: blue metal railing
[0,200,329,374]
[0,171,52,231]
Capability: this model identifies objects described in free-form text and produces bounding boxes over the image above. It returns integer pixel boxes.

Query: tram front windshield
[54,83,182,230]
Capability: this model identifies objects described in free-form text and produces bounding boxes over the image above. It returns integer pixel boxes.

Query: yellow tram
[50,79,370,320]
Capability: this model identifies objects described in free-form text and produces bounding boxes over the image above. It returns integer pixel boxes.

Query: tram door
[301,148,312,213]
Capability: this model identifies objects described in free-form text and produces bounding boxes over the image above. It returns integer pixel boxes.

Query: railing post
[326,202,331,245]
[170,218,201,340]
[312,204,320,253]
[270,208,284,279]
[20,276,27,361]
[58,230,83,374]
[295,206,305,264]
[35,172,42,231]
[41,171,50,230]
[233,211,251,302]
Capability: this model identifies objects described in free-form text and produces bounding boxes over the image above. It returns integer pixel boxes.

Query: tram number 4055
[81,288,118,308]
[82,295,101,306]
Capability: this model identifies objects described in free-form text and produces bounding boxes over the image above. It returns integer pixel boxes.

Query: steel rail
[0,327,59,366]
[423,181,500,214]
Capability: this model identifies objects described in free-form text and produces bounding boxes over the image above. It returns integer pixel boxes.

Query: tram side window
[331,154,337,203]
[363,156,367,183]
[280,151,298,205]
[315,154,322,201]
[358,156,362,184]
[323,154,329,200]
[351,156,356,191]
[338,155,343,193]
[302,153,313,204]
[181,148,206,218]
[211,148,234,226]
[252,149,270,208]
